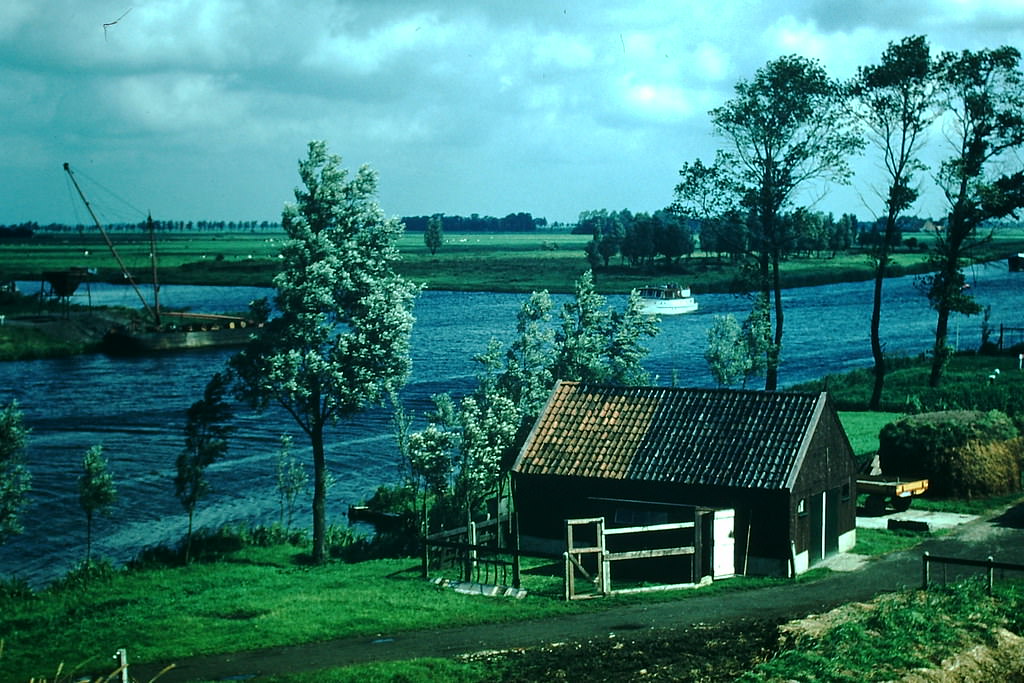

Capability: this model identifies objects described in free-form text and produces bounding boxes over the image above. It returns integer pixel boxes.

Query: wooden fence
[423,517,521,589]
[564,516,700,600]
[921,551,1024,594]
[998,324,1024,351]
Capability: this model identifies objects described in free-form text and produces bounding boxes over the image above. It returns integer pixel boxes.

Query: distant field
[3,228,1023,294]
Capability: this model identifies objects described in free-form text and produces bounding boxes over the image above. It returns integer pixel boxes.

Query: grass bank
[4,229,1024,294]
[0,533,827,682]
[792,353,1024,419]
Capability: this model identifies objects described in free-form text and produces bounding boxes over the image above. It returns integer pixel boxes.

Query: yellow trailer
[857,478,929,515]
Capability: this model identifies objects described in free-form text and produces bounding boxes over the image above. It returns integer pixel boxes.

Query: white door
[712,508,736,579]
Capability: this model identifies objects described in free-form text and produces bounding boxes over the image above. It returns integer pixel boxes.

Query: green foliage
[704,314,751,386]
[424,214,444,255]
[275,434,309,530]
[926,46,1024,387]
[0,400,30,544]
[853,35,938,409]
[228,140,419,563]
[743,580,1016,682]
[79,445,116,565]
[878,410,1022,497]
[176,372,234,561]
[403,270,658,533]
[50,558,119,594]
[794,353,1024,422]
[710,53,863,389]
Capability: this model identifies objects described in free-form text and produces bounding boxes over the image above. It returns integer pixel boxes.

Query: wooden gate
[564,515,717,600]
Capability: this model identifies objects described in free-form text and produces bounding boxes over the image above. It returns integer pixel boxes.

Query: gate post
[922,551,930,590]
[598,517,610,595]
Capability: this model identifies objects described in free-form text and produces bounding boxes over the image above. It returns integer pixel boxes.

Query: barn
[510,382,859,578]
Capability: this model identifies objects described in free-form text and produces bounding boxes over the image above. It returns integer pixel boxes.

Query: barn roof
[510,381,830,491]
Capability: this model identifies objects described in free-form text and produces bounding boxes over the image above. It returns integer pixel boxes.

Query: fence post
[598,517,610,595]
[922,551,930,590]
[563,551,571,601]
[511,512,521,589]
[987,556,994,595]
[466,521,477,582]
[115,648,129,683]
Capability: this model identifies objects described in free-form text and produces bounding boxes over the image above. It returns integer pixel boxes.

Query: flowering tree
[229,141,418,563]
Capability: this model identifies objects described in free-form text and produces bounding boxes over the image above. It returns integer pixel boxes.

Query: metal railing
[921,551,1024,594]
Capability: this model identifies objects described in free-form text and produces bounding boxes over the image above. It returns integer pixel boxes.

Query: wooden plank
[608,546,696,561]
[566,552,595,580]
[612,582,696,595]
[604,521,694,535]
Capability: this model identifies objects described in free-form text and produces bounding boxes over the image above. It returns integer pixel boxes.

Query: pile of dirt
[465,618,784,682]
[899,628,1024,682]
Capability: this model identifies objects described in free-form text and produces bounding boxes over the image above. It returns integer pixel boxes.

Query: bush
[878,410,1022,498]
[50,559,119,592]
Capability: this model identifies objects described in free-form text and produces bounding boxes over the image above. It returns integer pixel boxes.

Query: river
[0,263,1020,586]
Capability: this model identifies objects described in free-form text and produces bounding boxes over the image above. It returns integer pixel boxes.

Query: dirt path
[135,502,1024,682]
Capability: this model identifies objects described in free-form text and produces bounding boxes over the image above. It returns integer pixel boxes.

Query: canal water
[0,263,1020,586]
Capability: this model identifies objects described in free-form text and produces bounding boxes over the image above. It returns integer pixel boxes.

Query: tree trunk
[765,252,784,391]
[185,509,194,564]
[311,420,327,564]
[85,510,93,566]
[930,304,952,388]
[869,222,895,409]
[869,263,886,409]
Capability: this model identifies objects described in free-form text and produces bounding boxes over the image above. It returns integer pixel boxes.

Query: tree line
[401,212,545,233]
[668,37,1024,402]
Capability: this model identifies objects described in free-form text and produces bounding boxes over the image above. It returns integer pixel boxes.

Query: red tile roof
[511,382,827,490]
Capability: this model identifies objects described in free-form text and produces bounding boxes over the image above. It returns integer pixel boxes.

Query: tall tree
[852,36,938,407]
[176,373,234,563]
[79,445,116,566]
[926,46,1024,386]
[0,401,30,545]
[228,141,419,563]
[424,214,443,256]
[711,54,862,389]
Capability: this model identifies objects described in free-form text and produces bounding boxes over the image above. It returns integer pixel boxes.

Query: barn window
[841,483,851,501]
[797,498,807,516]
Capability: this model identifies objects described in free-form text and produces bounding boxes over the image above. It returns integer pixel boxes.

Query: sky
[2,1,1023,228]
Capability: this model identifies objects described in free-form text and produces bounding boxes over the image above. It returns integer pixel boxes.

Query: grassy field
[1,508,1019,682]
[4,228,1024,294]
[792,353,1024,415]
[0,537,825,682]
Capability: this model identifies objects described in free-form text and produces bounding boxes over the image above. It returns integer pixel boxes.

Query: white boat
[638,283,698,316]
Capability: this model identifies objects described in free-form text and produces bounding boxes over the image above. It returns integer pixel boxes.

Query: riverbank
[0,310,121,359]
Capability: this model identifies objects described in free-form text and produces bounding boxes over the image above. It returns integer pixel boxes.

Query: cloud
[2,0,1023,225]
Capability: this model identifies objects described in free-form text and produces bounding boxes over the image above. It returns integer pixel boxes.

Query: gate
[563,513,730,600]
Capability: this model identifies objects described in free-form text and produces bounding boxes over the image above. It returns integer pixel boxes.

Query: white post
[115,648,128,683]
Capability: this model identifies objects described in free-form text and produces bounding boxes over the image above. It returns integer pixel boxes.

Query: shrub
[878,410,1022,498]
